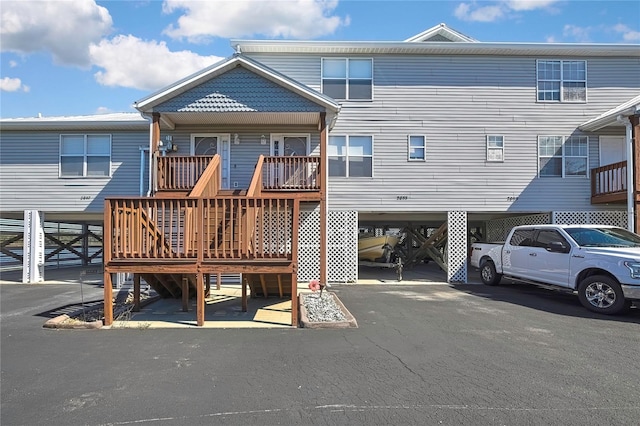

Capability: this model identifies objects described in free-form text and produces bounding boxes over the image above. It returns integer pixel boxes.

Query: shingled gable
[404,23,478,43]
[134,55,339,114]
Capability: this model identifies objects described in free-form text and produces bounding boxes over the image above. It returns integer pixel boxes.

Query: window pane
[61,157,83,176]
[538,81,560,101]
[510,229,535,246]
[538,61,560,80]
[348,136,372,156]
[348,79,372,99]
[487,148,503,161]
[87,135,110,155]
[562,82,586,102]
[409,147,425,160]
[540,157,562,177]
[87,156,110,176]
[487,136,503,147]
[539,136,563,156]
[61,135,84,155]
[323,59,346,78]
[329,136,346,156]
[328,157,346,176]
[349,59,372,78]
[348,157,372,177]
[564,137,587,156]
[409,136,425,160]
[563,61,585,80]
[323,80,346,99]
[565,157,587,176]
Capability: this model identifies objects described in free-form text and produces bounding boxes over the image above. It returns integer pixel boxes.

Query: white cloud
[613,24,640,42]
[9,60,18,68]
[162,0,348,42]
[95,106,113,114]
[89,35,223,91]
[563,24,592,42]
[0,76,29,92]
[0,0,112,67]
[455,0,559,22]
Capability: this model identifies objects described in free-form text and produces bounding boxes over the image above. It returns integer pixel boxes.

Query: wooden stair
[244,273,292,298]
[140,273,197,299]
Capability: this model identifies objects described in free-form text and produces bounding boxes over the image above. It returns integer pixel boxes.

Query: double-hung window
[329,135,373,177]
[408,135,426,161]
[538,135,588,177]
[486,135,504,162]
[537,60,586,102]
[322,58,372,100]
[60,134,111,177]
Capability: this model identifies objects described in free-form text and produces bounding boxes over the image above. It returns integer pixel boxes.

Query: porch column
[291,199,300,327]
[196,273,205,326]
[319,112,328,286]
[104,272,113,326]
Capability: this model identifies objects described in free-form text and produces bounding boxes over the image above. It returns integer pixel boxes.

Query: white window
[537,60,586,102]
[329,135,373,177]
[408,135,426,161]
[538,135,588,177]
[322,58,372,100]
[60,134,111,177]
[486,135,504,162]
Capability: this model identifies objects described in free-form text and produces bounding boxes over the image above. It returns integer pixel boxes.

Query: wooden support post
[104,271,113,326]
[259,274,268,298]
[319,112,328,287]
[242,277,247,312]
[133,274,141,312]
[205,273,210,297]
[216,272,221,290]
[291,270,298,328]
[196,273,205,326]
[182,276,189,312]
[291,198,300,328]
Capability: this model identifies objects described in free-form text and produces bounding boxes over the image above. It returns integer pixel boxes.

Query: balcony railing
[591,161,627,203]
[104,196,297,263]
[262,156,320,191]
[156,155,215,191]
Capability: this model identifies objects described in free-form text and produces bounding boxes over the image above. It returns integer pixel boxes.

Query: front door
[191,133,230,189]
[270,134,311,188]
[271,134,310,157]
[600,136,626,166]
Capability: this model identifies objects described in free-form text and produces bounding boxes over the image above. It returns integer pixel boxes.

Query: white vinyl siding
[60,134,111,177]
[486,135,504,162]
[537,60,587,102]
[408,135,426,161]
[538,135,588,178]
[322,58,373,100]
[329,135,373,177]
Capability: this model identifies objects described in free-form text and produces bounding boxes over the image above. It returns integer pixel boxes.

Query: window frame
[536,59,587,103]
[486,135,504,162]
[537,135,589,178]
[321,58,373,101]
[407,135,426,161]
[328,134,374,178]
[59,134,112,178]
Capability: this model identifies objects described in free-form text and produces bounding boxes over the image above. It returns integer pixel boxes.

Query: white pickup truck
[470,224,640,315]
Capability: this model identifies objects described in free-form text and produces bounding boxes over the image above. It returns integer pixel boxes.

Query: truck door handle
[529,253,537,257]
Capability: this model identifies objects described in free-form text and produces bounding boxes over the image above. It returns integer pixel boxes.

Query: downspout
[141,113,154,197]
[139,146,148,196]
[617,114,634,232]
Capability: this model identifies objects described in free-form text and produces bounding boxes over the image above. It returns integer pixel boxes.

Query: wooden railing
[105,196,297,262]
[189,155,221,198]
[156,155,215,191]
[262,156,320,191]
[591,161,627,199]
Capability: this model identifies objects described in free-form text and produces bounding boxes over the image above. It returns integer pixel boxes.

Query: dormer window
[322,58,372,100]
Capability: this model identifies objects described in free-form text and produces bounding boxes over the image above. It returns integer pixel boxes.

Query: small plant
[308,279,326,297]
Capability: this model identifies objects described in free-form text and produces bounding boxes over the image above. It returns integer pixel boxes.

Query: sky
[1,0,639,119]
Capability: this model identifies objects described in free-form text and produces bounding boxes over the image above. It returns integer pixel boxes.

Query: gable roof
[135,54,340,114]
[579,94,640,131]
[404,23,477,43]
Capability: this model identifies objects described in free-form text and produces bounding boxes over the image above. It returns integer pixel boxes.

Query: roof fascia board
[230,40,640,56]
[580,95,640,131]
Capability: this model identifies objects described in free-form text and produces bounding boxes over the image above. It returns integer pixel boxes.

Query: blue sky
[1,0,638,119]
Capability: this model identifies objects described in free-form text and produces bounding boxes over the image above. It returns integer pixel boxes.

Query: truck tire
[577,275,631,315]
[480,260,502,286]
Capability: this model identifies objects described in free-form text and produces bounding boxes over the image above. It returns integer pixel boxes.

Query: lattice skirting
[447,211,467,283]
[297,206,358,283]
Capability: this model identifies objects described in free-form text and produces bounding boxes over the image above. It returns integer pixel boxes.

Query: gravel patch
[302,292,347,322]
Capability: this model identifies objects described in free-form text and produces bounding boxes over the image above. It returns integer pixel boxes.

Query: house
[1,24,639,326]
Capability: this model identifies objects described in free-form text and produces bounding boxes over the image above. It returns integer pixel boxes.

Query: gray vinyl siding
[0,130,148,213]
[248,53,639,214]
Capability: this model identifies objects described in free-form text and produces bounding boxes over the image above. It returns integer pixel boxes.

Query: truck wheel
[577,275,631,315]
[480,261,502,286]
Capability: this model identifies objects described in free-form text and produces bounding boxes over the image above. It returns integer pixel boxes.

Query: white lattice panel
[447,211,467,283]
[552,211,627,228]
[296,207,358,283]
[486,213,551,242]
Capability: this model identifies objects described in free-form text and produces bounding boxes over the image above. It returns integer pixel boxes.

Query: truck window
[535,230,569,250]
[509,229,535,247]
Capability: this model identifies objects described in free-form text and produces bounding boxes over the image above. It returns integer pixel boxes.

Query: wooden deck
[103,154,322,327]
[591,161,627,204]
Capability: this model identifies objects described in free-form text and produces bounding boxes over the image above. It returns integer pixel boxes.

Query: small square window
[487,136,504,162]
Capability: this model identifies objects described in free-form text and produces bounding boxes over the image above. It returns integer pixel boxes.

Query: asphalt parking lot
[1,278,639,425]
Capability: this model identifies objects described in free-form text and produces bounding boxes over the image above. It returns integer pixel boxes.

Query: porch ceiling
[159,111,323,128]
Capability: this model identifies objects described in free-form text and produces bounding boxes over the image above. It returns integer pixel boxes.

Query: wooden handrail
[261,156,320,191]
[247,155,265,197]
[591,161,627,198]
[189,154,221,198]
[157,155,215,191]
